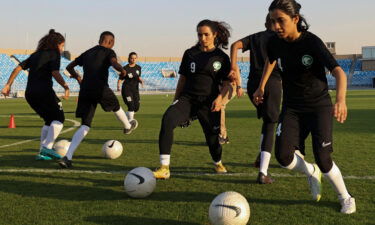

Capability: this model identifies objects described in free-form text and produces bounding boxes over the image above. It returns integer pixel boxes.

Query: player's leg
[257,78,282,183]
[310,107,355,213]
[218,82,236,144]
[275,109,322,201]
[197,103,226,173]
[102,87,134,133]
[154,96,192,179]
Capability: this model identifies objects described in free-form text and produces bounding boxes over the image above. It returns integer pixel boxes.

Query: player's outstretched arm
[1,65,23,97]
[212,80,231,112]
[229,40,244,97]
[331,66,347,123]
[66,61,82,84]
[52,70,69,100]
[253,58,276,105]
[110,57,126,77]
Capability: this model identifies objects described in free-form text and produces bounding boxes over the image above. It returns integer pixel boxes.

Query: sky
[0,0,374,57]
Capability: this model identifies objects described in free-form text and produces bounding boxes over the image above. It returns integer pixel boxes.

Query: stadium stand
[1,52,374,95]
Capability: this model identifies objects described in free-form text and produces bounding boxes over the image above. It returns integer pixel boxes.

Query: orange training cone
[8,114,16,128]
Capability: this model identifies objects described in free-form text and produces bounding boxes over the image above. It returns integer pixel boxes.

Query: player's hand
[236,86,244,98]
[117,86,121,91]
[1,84,11,97]
[228,69,238,82]
[211,96,223,112]
[333,101,347,123]
[63,87,70,100]
[253,88,264,105]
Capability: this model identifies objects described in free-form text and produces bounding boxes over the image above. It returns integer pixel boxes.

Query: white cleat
[340,197,356,214]
[308,164,322,201]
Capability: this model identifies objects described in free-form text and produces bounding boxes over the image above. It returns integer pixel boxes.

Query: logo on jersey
[302,55,313,67]
[136,70,140,75]
[128,73,133,78]
[213,61,222,72]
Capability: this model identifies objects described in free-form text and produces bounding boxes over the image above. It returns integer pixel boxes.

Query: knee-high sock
[114,107,131,129]
[284,153,314,176]
[127,111,135,121]
[44,121,63,149]
[259,151,271,176]
[40,125,49,150]
[324,162,351,200]
[65,125,90,160]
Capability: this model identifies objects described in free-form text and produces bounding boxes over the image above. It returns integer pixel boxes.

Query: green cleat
[35,154,52,161]
[40,147,62,160]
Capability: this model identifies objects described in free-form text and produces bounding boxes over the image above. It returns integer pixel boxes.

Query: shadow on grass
[249,197,338,210]
[225,162,280,169]
[84,138,206,147]
[85,215,202,225]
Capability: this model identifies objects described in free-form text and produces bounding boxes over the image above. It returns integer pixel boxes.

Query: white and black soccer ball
[102,140,123,159]
[124,167,156,198]
[209,191,250,225]
[53,139,70,157]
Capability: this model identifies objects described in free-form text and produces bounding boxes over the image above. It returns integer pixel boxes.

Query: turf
[0,90,374,225]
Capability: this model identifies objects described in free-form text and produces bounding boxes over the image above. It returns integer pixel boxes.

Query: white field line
[0,168,374,180]
[0,116,80,149]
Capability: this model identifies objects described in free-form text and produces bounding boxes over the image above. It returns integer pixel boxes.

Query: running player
[153,19,232,179]
[117,52,143,125]
[58,31,137,168]
[1,29,69,160]
[253,0,355,213]
[230,15,282,184]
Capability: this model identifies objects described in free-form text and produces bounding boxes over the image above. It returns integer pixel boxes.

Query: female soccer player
[1,29,70,160]
[153,19,232,179]
[117,52,143,125]
[253,0,355,214]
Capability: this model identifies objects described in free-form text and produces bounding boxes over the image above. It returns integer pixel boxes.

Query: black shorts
[247,76,282,122]
[76,86,120,127]
[121,86,140,112]
[25,91,64,125]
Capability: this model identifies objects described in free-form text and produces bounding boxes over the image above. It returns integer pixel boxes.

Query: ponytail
[36,29,65,52]
[196,19,231,49]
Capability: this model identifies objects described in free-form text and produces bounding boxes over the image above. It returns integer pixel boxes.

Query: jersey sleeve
[108,49,117,63]
[138,66,142,77]
[48,52,61,71]
[178,50,189,76]
[266,36,279,63]
[119,66,126,80]
[312,35,339,72]
[218,54,231,81]
[19,58,30,70]
[74,54,84,66]
[240,35,251,52]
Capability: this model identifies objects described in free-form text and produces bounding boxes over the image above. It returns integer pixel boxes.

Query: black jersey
[267,31,339,110]
[120,64,141,89]
[19,50,61,94]
[74,45,117,92]
[241,30,281,81]
[178,46,230,97]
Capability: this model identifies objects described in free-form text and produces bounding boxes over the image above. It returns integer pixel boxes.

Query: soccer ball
[53,139,70,157]
[102,140,123,159]
[209,191,250,225]
[124,167,156,198]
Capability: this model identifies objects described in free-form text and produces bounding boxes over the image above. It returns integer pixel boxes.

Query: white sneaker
[340,197,356,214]
[308,164,322,201]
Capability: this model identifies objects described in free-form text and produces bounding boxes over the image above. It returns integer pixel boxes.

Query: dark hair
[269,0,309,32]
[128,52,137,63]
[196,19,231,49]
[36,29,65,52]
[99,31,115,43]
[265,14,272,30]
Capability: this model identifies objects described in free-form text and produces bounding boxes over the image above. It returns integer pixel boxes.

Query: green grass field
[0,90,374,225]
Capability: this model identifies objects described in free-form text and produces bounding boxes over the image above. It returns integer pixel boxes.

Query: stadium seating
[1,55,374,93]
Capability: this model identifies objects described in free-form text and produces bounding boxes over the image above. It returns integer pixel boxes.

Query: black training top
[19,50,61,94]
[119,64,141,89]
[267,31,339,110]
[241,30,281,81]
[74,45,117,92]
[178,46,230,97]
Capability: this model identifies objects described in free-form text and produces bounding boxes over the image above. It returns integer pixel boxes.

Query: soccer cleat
[340,197,356,214]
[308,164,322,202]
[254,153,261,168]
[214,162,227,174]
[218,135,229,145]
[40,147,62,159]
[256,172,274,184]
[124,119,138,134]
[153,165,170,179]
[35,153,52,161]
[58,156,73,169]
